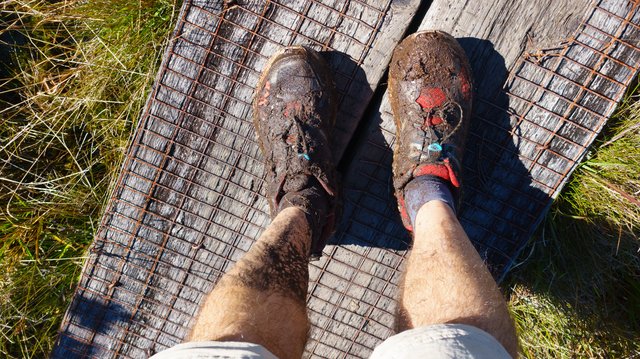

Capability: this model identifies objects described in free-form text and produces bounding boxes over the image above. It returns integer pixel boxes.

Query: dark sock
[404,175,456,227]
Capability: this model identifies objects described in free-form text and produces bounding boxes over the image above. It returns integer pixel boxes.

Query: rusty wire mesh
[305,0,640,354]
[52,0,640,358]
[53,0,410,357]
[459,0,640,275]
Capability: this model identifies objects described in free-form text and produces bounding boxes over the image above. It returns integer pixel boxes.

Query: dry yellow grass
[1,1,638,357]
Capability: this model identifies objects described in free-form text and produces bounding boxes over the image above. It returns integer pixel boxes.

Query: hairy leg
[189,207,311,359]
[397,201,518,357]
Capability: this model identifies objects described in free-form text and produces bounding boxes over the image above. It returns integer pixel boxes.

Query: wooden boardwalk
[53,0,640,358]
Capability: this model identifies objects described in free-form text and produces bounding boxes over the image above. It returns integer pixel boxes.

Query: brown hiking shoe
[389,31,473,232]
[253,46,339,259]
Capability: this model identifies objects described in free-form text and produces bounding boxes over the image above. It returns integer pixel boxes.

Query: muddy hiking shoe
[389,31,473,232]
[253,46,339,259]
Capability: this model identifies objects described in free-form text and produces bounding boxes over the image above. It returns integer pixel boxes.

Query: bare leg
[189,207,311,359]
[397,201,519,357]
[186,46,337,359]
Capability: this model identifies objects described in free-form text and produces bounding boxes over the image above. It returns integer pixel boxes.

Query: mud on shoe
[253,46,339,259]
[389,31,473,232]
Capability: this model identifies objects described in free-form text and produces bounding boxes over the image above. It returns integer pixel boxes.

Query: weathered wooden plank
[53,0,640,358]
[304,0,640,357]
[52,0,421,358]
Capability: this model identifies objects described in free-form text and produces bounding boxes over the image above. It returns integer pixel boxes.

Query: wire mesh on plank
[52,0,640,358]
[301,2,640,355]
[52,0,421,358]
[462,0,640,277]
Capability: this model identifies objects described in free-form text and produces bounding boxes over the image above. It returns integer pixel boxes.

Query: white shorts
[150,324,511,359]
[370,324,512,359]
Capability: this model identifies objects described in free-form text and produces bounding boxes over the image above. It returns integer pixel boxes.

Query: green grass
[1,1,639,357]
[508,96,640,357]
[0,0,179,357]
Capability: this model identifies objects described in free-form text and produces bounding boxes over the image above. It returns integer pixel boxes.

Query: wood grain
[305,0,640,356]
[52,0,640,358]
[52,0,421,358]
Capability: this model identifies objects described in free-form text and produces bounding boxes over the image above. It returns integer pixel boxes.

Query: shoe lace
[416,101,464,162]
[292,114,312,161]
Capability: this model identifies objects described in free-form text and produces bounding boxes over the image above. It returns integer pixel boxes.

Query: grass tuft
[0,0,179,357]
[509,91,640,358]
[562,98,640,233]
[1,0,639,357]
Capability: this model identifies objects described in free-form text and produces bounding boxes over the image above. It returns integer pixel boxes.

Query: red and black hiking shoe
[253,46,339,259]
[389,31,473,232]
